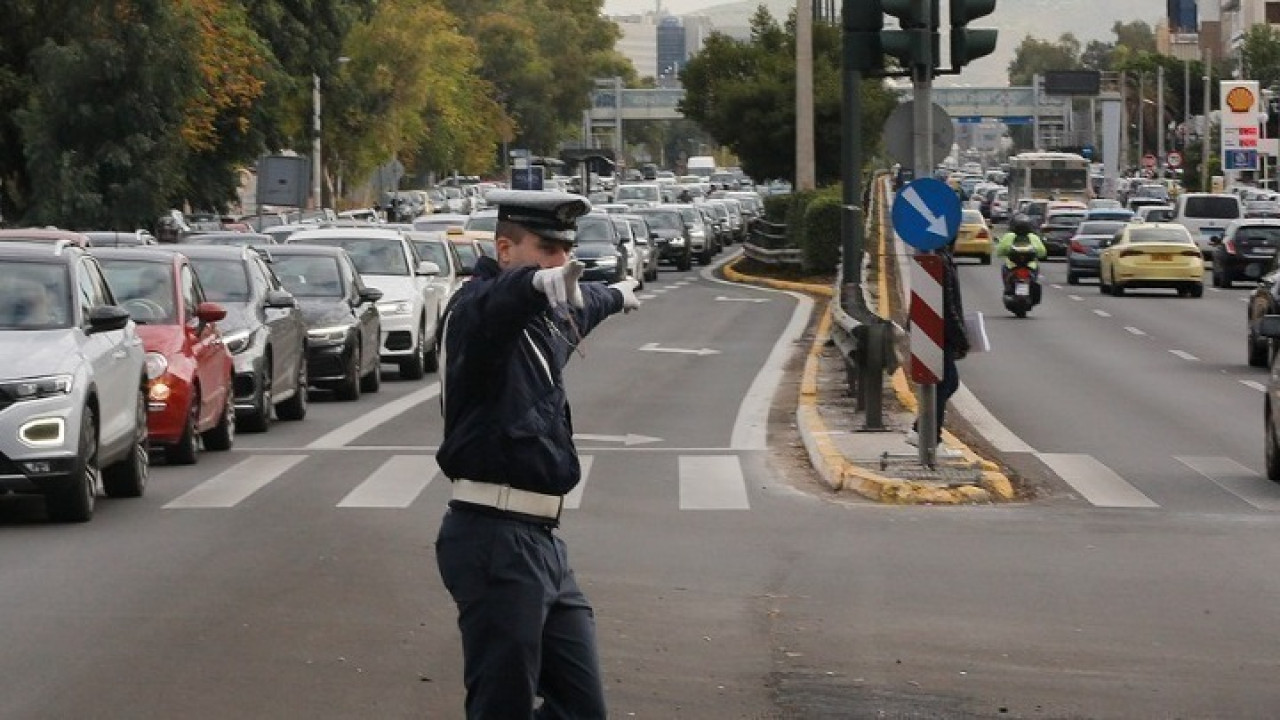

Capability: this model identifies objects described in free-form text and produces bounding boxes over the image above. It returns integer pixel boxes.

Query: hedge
[802,193,842,273]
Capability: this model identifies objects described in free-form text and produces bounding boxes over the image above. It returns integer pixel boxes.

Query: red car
[92,248,236,464]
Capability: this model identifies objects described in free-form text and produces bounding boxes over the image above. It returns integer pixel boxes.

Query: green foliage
[1006,33,1081,85]
[1008,21,1156,83]
[1241,24,1280,91]
[679,6,896,185]
[763,194,791,224]
[801,193,842,273]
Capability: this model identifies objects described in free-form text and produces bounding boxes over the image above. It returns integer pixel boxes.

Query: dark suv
[0,241,149,522]
[151,245,308,431]
[633,206,692,271]
[1211,219,1280,288]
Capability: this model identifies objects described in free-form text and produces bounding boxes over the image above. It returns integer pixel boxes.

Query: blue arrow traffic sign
[892,178,963,252]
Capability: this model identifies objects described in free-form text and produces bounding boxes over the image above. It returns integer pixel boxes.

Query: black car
[150,245,308,430]
[632,207,692,271]
[1211,219,1280,288]
[1039,211,1087,257]
[263,245,384,400]
[572,214,628,283]
[1066,221,1128,285]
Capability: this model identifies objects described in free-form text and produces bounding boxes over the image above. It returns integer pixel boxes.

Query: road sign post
[892,177,961,467]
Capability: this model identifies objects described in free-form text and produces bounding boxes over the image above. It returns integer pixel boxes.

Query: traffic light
[881,0,939,73]
[950,0,998,70]
[842,0,883,73]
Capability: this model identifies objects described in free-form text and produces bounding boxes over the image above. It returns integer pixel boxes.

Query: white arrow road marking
[901,185,950,237]
[715,296,769,303]
[572,433,663,446]
[639,342,721,356]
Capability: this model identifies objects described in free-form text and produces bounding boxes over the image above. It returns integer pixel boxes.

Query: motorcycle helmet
[1010,214,1032,235]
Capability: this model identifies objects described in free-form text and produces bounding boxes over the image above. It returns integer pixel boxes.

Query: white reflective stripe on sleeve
[438,310,452,415]
[524,329,555,387]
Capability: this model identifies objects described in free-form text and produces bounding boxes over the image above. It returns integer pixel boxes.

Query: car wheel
[47,407,98,523]
[979,254,992,266]
[201,383,235,451]
[276,360,308,421]
[1110,272,1125,296]
[336,347,362,401]
[1067,271,1079,285]
[1188,283,1204,298]
[241,363,272,432]
[1267,402,1280,484]
[1212,265,1224,288]
[360,348,382,393]
[424,333,439,374]
[1249,323,1269,368]
[699,249,712,265]
[102,387,149,499]
[400,324,427,380]
[168,391,201,465]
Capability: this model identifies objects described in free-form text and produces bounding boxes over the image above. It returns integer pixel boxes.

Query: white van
[1174,193,1243,254]
[686,156,716,178]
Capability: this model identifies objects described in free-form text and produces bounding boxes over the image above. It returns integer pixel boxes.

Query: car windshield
[678,207,701,224]
[1078,221,1126,237]
[182,234,264,246]
[1130,227,1194,244]
[452,242,479,269]
[464,215,498,232]
[411,240,452,271]
[271,255,345,298]
[0,261,72,329]
[1184,196,1241,219]
[636,210,683,230]
[1046,213,1085,226]
[961,210,984,224]
[574,217,614,244]
[188,258,251,302]
[616,186,659,201]
[296,237,409,276]
[1233,226,1280,244]
[97,259,176,323]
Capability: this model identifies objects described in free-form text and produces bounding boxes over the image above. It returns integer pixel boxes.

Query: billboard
[1043,71,1101,96]
[1167,0,1197,33]
[1221,81,1261,172]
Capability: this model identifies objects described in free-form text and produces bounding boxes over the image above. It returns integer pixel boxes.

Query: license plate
[1151,253,1173,261]
[1014,283,1031,296]
[1253,247,1278,256]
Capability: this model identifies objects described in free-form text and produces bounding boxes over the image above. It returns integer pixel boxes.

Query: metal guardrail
[743,219,802,267]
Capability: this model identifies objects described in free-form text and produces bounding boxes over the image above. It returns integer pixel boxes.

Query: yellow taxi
[953,209,994,264]
[1098,222,1205,297]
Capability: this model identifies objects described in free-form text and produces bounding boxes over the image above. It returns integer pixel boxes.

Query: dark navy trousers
[436,507,606,719]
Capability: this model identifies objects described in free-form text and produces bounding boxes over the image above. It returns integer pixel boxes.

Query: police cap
[487,189,592,244]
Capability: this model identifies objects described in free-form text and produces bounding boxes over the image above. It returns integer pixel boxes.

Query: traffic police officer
[435,189,640,719]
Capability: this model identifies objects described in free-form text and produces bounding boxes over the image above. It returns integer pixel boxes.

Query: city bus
[1008,152,1092,207]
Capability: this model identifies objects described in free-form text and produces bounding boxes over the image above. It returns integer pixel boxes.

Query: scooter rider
[996,214,1048,303]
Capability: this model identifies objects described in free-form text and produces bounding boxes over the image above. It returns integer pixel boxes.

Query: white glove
[609,278,641,313]
[532,261,585,309]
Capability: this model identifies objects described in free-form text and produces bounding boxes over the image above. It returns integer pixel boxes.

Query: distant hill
[693,0,1163,87]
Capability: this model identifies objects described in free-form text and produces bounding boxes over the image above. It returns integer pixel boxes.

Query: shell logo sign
[1226,86,1256,113]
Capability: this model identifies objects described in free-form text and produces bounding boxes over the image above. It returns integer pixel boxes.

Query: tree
[1080,40,1115,72]
[1241,23,1280,91]
[15,0,201,229]
[1007,33,1082,85]
[1112,21,1156,56]
[679,7,894,184]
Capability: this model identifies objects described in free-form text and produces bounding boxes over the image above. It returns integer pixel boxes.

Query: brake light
[1225,238,1237,254]
[1180,249,1202,257]
[1070,240,1086,254]
[977,229,989,240]
[1119,249,1144,258]
[1013,267,1032,280]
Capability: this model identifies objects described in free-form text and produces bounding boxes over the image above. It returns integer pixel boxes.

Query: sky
[602,0,1166,87]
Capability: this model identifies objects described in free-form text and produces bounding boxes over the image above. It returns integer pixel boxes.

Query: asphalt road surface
[2,259,1280,719]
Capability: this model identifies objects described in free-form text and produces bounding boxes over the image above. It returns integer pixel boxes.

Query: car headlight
[145,352,169,380]
[670,237,685,246]
[307,325,353,345]
[377,300,414,316]
[0,375,73,402]
[595,257,617,267]
[223,329,252,354]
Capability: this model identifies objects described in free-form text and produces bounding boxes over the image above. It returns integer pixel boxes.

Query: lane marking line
[1125,326,1146,335]
[307,383,440,449]
[165,455,307,509]
[338,456,437,508]
[1169,349,1199,361]
[679,455,750,509]
[1241,380,1267,393]
[1093,309,1111,317]
[1036,453,1159,508]
[1176,456,1280,510]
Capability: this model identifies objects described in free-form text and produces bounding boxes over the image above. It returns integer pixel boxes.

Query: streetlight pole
[312,73,322,209]
[1157,64,1165,180]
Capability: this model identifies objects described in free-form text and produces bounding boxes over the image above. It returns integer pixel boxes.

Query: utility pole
[796,0,816,191]
[1204,51,1213,192]
[1157,64,1165,180]
[312,73,322,210]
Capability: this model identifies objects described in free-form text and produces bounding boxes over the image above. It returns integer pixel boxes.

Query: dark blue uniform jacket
[436,256,623,496]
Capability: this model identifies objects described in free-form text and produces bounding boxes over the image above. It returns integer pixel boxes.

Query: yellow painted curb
[723,256,834,297]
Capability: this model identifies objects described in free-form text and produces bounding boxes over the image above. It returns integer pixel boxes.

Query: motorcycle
[1002,246,1042,318]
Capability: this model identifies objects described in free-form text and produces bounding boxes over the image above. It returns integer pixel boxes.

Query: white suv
[286,229,442,379]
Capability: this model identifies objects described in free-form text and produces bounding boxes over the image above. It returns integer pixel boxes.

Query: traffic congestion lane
[955,258,1279,512]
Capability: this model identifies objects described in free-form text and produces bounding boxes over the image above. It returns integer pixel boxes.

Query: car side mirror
[88,305,132,334]
[358,287,384,304]
[1259,314,1280,340]
[417,260,441,276]
[265,289,297,309]
[195,301,227,324]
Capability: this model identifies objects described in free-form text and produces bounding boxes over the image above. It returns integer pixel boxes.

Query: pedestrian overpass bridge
[588,86,1069,125]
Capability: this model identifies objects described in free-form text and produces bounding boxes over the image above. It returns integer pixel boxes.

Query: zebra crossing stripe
[562,456,592,510]
[1176,456,1280,511]
[164,455,307,509]
[679,455,749,510]
[1036,453,1158,508]
[338,456,438,508]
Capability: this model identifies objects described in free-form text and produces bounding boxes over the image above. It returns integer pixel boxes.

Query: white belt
[451,479,563,520]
